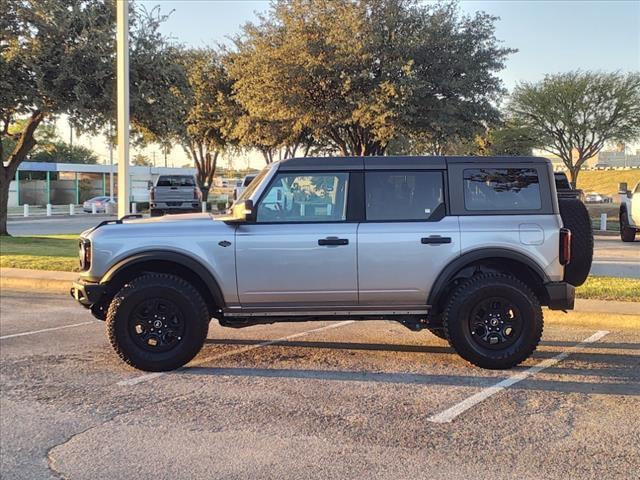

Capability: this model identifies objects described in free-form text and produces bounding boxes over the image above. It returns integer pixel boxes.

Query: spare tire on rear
[558,198,593,286]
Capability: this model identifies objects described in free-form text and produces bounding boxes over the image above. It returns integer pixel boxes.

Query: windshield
[237,168,269,202]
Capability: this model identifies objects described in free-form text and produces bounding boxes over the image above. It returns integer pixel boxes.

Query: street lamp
[116,0,131,217]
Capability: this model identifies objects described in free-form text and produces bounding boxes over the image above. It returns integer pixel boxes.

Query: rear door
[357,170,460,306]
[235,171,358,307]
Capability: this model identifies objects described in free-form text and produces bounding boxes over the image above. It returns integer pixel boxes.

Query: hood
[81,213,226,240]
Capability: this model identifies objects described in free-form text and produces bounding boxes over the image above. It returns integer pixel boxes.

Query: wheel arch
[100,251,225,316]
[428,248,550,315]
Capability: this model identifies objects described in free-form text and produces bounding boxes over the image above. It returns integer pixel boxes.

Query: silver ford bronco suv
[71,156,593,371]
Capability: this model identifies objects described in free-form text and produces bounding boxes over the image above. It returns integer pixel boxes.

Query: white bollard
[131,203,137,214]
[46,204,52,216]
[201,202,207,213]
[91,203,97,214]
[69,204,75,215]
[600,213,607,231]
[23,204,29,217]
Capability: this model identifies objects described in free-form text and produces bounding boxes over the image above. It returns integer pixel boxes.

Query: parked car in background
[83,196,116,213]
[149,175,201,217]
[619,181,640,242]
[584,192,612,203]
[232,174,257,201]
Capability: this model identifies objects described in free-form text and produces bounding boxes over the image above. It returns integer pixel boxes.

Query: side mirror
[222,199,256,224]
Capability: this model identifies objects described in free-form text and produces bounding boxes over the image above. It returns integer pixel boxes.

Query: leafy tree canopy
[0,0,185,234]
[228,0,513,156]
[509,71,640,186]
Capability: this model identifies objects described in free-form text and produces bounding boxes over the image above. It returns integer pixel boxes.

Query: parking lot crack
[45,387,208,479]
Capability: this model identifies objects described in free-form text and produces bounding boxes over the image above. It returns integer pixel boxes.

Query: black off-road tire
[443,274,543,370]
[106,273,209,371]
[620,209,637,242]
[558,198,593,286]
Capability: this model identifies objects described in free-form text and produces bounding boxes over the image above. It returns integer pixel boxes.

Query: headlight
[79,238,91,270]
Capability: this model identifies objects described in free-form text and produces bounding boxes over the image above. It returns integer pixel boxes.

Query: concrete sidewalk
[1,267,639,318]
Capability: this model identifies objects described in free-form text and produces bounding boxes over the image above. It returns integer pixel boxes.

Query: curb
[1,268,77,295]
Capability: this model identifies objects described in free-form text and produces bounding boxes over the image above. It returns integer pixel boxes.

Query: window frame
[446,163,554,216]
[362,169,448,223]
[253,170,355,225]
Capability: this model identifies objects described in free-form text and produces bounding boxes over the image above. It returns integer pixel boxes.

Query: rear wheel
[106,273,209,371]
[443,274,543,369]
[620,209,637,242]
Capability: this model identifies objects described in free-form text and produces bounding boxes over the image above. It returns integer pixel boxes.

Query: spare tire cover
[559,198,593,286]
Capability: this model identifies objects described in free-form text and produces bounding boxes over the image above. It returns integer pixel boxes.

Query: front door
[235,171,358,307]
[357,170,460,305]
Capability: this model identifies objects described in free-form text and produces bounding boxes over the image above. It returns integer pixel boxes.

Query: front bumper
[544,282,575,310]
[70,279,106,308]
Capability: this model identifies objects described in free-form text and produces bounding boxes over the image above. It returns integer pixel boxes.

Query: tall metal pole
[109,122,114,200]
[116,0,131,217]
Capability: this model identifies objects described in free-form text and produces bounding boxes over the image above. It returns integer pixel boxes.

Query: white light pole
[116,0,131,217]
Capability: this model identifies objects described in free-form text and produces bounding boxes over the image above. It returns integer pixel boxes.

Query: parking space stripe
[117,320,356,386]
[427,330,610,424]
[0,321,96,340]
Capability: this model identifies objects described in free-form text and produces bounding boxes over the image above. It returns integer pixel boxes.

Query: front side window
[365,171,444,221]
[464,168,541,211]
[256,172,349,223]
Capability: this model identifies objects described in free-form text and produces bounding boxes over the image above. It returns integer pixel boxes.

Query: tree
[131,153,152,166]
[227,0,512,157]
[30,143,99,164]
[509,71,640,186]
[170,49,235,202]
[0,1,186,235]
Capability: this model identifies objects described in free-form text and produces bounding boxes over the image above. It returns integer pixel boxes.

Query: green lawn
[577,276,639,302]
[0,234,80,271]
[1,235,638,302]
[576,170,640,197]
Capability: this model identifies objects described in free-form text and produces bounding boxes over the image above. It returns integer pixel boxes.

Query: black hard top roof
[278,156,551,171]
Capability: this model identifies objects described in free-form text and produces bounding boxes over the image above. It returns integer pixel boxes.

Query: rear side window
[365,171,444,221]
[464,168,541,211]
[157,176,196,187]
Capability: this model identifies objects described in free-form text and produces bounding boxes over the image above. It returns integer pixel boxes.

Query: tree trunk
[0,171,12,236]
[566,164,579,189]
[0,110,45,236]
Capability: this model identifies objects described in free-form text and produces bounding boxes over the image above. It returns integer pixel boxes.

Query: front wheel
[443,274,543,369]
[106,273,209,371]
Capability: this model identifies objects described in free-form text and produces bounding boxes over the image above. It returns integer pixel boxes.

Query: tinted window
[257,173,349,223]
[243,175,256,187]
[157,176,195,187]
[365,171,444,221]
[464,168,541,211]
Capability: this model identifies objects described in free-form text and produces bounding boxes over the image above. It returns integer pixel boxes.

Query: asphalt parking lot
[1,290,638,480]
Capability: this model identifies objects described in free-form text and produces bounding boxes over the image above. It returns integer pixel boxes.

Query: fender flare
[101,250,226,308]
[427,248,549,307]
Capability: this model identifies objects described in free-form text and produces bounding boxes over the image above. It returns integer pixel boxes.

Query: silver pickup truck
[71,156,593,372]
[149,175,202,216]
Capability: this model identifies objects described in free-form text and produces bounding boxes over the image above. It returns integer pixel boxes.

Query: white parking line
[427,330,610,424]
[0,321,96,340]
[118,320,356,386]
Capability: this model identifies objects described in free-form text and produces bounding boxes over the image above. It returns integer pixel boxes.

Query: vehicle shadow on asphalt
[183,365,640,396]
[196,339,640,396]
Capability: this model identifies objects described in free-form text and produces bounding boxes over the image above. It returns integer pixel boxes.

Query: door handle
[421,236,452,245]
[318,237,349,246]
